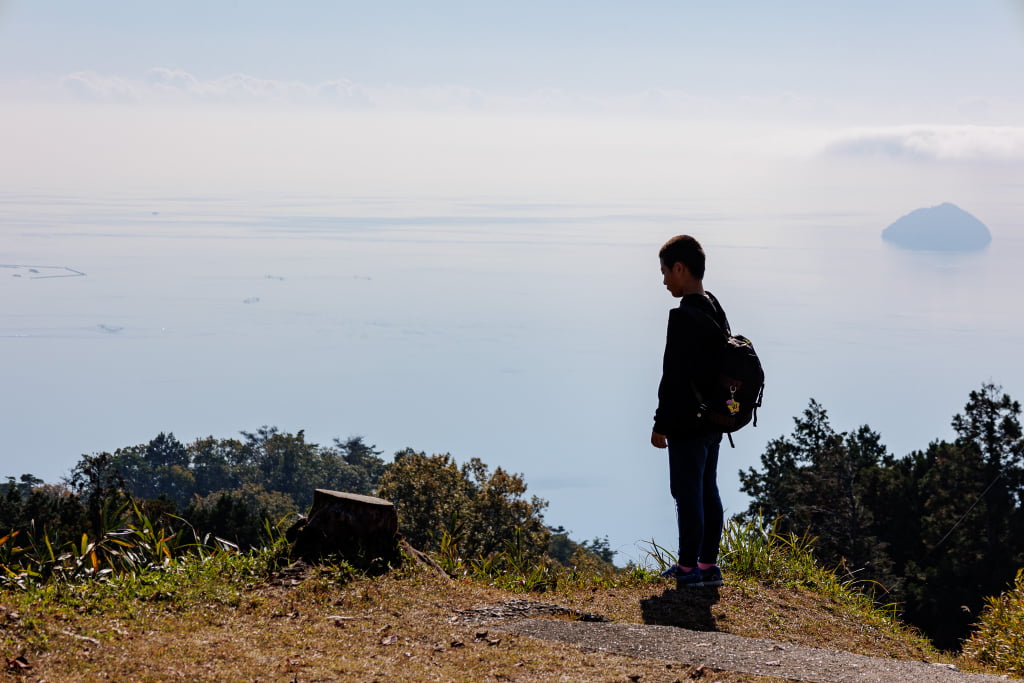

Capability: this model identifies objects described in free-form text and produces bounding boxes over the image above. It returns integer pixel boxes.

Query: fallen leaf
[6,656,31,671]
[380,634,399,646]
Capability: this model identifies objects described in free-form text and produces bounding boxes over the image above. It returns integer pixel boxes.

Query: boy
[651,235,728,588]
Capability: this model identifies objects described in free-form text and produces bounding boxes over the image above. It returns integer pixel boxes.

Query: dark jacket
[653,291,729,438]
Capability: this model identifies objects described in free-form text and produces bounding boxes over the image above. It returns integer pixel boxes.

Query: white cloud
[44,68,490,111]
[36,67,849,123]
[822,126,1024,163]
[58,71,141,103]
[38,67,1024,132]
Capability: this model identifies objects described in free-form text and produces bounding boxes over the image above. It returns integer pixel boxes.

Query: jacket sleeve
[654,299,727,436]
[653,308,699,435]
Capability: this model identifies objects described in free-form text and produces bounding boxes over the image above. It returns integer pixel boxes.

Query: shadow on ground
[640,586,720,631]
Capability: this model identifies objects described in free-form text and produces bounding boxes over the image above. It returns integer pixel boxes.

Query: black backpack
[690,293,764,447]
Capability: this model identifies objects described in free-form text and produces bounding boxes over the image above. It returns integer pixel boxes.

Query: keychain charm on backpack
[726,386,741,414]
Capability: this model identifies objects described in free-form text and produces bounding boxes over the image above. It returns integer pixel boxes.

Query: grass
[963,568,1024,675]
[0,515,1015,681]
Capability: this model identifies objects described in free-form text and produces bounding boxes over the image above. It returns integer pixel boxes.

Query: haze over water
[3,189,1022,563]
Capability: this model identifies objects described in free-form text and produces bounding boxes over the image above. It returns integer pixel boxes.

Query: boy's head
[659,235,705,280]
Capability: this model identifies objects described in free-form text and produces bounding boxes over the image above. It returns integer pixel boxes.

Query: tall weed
[0,503,251,589]
[963,568,1024,675]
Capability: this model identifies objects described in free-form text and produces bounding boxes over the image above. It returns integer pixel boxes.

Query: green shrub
[963,568,1024,674]
[184,484,299,549]
[377,450,549,561]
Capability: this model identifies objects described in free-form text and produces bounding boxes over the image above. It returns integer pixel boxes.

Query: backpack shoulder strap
[703,291,732,336]
[681,292,730,339]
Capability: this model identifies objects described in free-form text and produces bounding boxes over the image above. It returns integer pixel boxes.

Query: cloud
[42,68,372,107]
[58,71,141,103]
[45,67,607,114]
[41,67,846,123]
[49,67,489,111]
[822,126,1024,163]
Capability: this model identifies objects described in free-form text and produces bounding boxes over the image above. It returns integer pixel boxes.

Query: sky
[3,2,1024,557]
[3,2,1022,103]
[2,1,1024,201]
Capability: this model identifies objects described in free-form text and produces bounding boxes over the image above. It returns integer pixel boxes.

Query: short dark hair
[659,235,706,280]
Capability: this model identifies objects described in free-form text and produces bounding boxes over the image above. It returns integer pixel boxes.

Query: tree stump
[287,489,401,571]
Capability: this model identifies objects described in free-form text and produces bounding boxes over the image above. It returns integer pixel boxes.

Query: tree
[376,449,473,553]
[376,450,550,561]
[105,433,196,509]
[188,436,250,496]
[334,436,386,492]
[739,384,1024,650]
[461,457,550,559]
[900,384,1024,648]
[547,526,616,568]
[5,427,392,556]
[66,452,130,535]
[185,484,299,549]
[738,399,892,575]
[0,475,85,544]
[951,383,1024,562]
[241,428,383,508]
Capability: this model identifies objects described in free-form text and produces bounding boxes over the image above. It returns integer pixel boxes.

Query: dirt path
[504,619,1013,682]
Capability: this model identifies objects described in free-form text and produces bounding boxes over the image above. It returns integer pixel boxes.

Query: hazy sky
[2,1,1024,201]
[4,1,1024,557]
[3,1,1023,112]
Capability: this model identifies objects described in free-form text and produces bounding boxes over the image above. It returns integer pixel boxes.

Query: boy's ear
[673,261,688,277]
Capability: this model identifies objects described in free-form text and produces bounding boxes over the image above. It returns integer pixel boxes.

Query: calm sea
[3,192,1022,564]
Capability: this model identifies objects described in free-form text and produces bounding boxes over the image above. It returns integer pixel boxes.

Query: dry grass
[2,551,998,683]
[0,563,775,682]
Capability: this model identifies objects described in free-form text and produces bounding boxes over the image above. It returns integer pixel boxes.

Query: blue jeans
[668,432,723,567]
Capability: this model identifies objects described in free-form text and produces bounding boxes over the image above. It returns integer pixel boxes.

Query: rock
[882,203,991,251]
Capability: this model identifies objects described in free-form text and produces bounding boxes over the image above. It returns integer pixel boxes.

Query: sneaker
[660,564,703,587]
[699,565,724,587]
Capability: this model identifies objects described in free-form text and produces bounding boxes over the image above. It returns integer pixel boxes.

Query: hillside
[1,552,1011,682]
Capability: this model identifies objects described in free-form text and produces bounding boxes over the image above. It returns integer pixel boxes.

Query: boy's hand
[651,431,668,449]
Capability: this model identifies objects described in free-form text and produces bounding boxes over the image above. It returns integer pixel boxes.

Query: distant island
[882,203,991,251]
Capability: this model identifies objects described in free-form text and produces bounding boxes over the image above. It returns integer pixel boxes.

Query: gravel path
[505,619,1013,682]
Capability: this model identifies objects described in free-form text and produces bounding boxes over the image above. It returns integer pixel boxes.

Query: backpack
[690,294,764,447]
